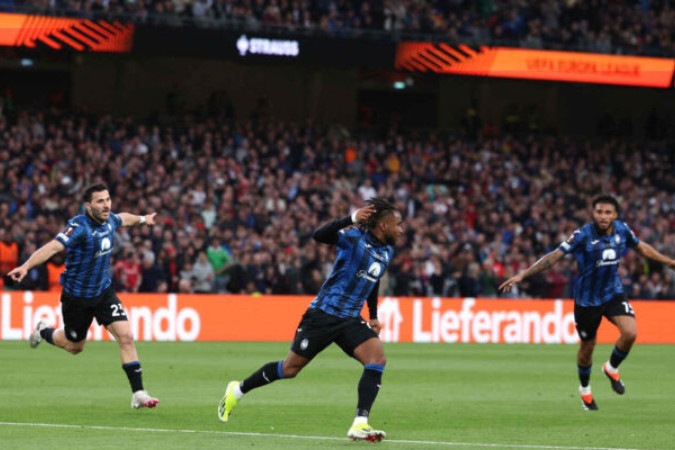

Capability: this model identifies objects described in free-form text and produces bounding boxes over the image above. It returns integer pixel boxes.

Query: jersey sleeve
[312,216,353,245]
[558,228,584,254]
[336,227,362,249]
[111,213,123,228]
[622,222,640,248]
[55,220,85,249]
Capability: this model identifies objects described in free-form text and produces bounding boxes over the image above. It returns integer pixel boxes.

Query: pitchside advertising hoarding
[2,292,674,343]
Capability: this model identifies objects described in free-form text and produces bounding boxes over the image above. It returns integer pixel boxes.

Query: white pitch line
[0,422,640,450]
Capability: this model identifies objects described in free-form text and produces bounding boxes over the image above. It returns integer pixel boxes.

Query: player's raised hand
[353,205,376,224]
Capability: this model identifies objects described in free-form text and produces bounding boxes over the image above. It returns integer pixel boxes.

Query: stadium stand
[0,0,673,298]
[0,107,673,298]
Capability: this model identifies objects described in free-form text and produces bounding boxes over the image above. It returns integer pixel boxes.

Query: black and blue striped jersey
[55,212,123,297]
[558,220,639,307]
[309,219,394,318]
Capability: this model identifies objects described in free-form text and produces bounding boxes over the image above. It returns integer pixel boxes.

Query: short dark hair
[82,183,109,203]
[592,194,620,215]
[364,197,398,230]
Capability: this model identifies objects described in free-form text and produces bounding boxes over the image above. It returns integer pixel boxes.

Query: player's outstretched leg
[217,381,241,422]
[131,390,159,409]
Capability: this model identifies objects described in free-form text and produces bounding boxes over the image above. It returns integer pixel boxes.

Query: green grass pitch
[0,341,673,449]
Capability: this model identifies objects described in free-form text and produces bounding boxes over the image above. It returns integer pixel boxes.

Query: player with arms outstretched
[500,194,675,410]
[217,197,403,442]
[8,183,160,409]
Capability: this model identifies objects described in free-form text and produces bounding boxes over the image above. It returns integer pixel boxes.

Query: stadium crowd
[8,0,675,57]
[0,106,674,300]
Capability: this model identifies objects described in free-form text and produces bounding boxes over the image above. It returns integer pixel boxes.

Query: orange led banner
[0,12,134,52]
[396,42,675,88]
[2,292,674,343]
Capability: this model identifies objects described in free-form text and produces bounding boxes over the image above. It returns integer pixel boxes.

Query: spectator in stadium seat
[7,183,160,410]
[499,194,675,411]
[0,228,19,290]
[138,253,166,293]
[217,197,403,443]
[191,250,215,293]
[206,236,232,293]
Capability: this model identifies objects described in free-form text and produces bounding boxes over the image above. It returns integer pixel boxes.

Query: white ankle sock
[233,383,244,399]
[352,416,368,426]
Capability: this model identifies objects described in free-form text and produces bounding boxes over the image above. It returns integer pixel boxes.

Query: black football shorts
[574,294,635,342]
[60,285,129,342]
[290,307,379,360]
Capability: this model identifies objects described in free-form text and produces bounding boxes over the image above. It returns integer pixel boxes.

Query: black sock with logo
[241,361,283,394]
[123,361,144,392]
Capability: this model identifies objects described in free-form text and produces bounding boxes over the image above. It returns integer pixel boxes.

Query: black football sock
[609,346,628,369]
[240,361,283,394]
[356,364,385,418]
[41,327,55,345]
[577,364,592,387]
[123,361,144,392]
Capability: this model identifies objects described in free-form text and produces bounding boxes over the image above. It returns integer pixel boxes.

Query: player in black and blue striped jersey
[8,183,160,410]
[218,197,404,442]
[500,194,675,411]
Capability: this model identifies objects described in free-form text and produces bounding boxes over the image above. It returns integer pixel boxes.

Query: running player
[8,183,160,410]
[500,194,675,410]
[217,197,403,441]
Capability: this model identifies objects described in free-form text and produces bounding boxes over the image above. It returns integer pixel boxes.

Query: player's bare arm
[635,241,675,269]
[499,248,565,292]
[118,212,157,227]
[7,239,65,282]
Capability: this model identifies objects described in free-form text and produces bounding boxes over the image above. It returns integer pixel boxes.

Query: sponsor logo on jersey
[357,262,382,282]
[94,237,113,258]
[596,248,619,267]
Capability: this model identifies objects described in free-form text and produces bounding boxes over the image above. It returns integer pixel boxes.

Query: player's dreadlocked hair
[363,197,398,230]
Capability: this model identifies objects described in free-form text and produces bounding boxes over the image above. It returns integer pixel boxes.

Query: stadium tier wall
[3,52,671,138]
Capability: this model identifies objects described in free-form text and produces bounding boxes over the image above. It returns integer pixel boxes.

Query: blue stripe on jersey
[55,213,122,297]
[310,227,393,318]
[558,220,639,307]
